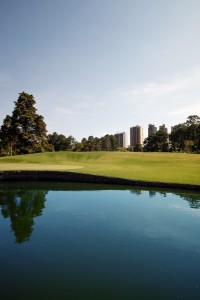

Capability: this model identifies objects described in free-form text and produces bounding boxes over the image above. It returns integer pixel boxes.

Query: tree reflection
[0,188,47,243]
[129,189,200,209]
[181,194,200,209]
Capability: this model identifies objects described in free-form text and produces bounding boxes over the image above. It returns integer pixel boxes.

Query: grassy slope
[0,151,199,185]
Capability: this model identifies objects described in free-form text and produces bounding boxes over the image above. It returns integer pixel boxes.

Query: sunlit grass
[0,151,199,185]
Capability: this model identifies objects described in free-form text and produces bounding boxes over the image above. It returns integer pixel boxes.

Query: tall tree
[0,115,16,156]
[0,92,52,155]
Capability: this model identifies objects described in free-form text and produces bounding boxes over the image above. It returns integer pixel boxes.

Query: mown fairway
[0,151,199,185]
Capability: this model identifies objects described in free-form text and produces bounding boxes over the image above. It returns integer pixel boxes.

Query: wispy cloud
[111,67,200,102]
[53,93,106,116]
[168,103,200,116]
[55,99,92,116]
[55,107,78,115]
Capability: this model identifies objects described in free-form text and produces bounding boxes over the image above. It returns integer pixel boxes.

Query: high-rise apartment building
[130,125,144,149]
[148,124,157,136]
[159,124,168,133]
[114,132,128,148]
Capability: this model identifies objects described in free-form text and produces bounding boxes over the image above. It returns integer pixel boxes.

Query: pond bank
[0,170,200,191]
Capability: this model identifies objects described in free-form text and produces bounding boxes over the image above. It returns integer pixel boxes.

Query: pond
[0,182,200,300]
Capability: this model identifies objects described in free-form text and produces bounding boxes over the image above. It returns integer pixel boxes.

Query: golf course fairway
[0,151,199,186]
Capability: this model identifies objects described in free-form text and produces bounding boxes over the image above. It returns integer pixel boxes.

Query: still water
[0,182,200,300]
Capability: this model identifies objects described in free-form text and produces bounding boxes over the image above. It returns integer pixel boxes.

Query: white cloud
[55,99,92,116]
[55,107,78,115]
[111,67,200,102]
[37,88,107,120]
[168,103,200,116]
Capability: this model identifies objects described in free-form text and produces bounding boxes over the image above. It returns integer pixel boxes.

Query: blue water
[0,183,200,299]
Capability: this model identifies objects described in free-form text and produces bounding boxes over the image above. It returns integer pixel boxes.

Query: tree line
[0,92,200,155]
[48,132,118,152]
[143,115,200,153]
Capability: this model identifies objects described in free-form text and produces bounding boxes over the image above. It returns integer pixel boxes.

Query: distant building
[130,125,144,149]
[114,132,128,148]
[148,124,157,136]
[159,124,168,133]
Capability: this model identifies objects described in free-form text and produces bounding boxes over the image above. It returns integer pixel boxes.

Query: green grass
[0,151,200,185]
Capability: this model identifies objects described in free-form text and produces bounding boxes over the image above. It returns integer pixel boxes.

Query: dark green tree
[0,92,52,155]
[110,135,118,151]
[185,115,200,126]
[12,92,52,153]
[170,115,200,153]
[100,135,111,151]
[53,133,68,151]
[73,141,82,151]
[144,131,169,152]
[87,136,95,151]
[93,137,101,151]
[48,132,59,150]
[100,134,117,151]
[80,137,89,151]
[143,134,158,152]
[78,136,102,152]
[0,115,16,156]
[170,124,187,152]
[185,115,200,152]
[195,124,200,152]
[48,132,76,151]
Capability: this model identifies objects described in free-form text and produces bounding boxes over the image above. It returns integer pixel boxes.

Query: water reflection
[0,183,200,244]
[0,188,47,243]
[130,189,200,209]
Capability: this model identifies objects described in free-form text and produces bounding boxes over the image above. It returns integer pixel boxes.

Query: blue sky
[1,0,200,141]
